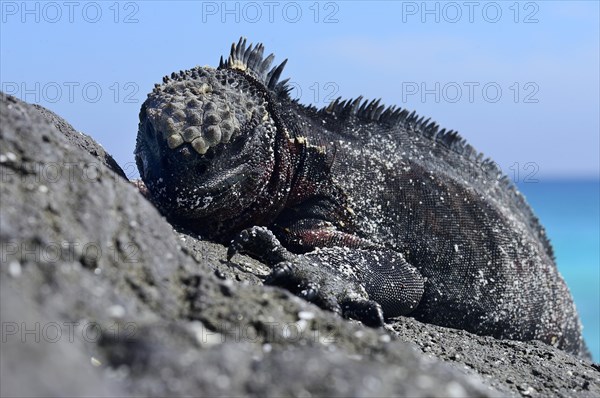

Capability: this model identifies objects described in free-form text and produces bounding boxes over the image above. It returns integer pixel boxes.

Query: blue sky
[1,1,598,179]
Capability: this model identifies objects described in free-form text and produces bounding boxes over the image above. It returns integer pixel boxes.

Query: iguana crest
[218,37,290,94]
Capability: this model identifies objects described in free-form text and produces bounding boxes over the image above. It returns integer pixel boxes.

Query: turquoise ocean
[517,179,599,361]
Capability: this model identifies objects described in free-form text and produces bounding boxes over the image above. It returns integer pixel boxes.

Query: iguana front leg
[228,226,425,326]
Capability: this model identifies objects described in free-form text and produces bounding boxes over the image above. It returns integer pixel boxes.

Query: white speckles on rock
[298,311,315,320]
[379,334,391,343]
[8,260,22,277]
[107,305,125,318]
[445,381,468,398]
[294,319,309,333]
[0,152,17,163]
[188,321,224,347]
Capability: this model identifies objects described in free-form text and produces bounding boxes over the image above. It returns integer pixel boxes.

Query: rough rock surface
[1,92,598,397]
[32,103,127,179]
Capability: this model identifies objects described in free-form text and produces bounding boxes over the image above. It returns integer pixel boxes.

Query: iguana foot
[227,226,294,265]
[228,226,385,326]
[264,259,385,327]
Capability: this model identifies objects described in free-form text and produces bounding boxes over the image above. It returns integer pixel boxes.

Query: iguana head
[135,38,294,238]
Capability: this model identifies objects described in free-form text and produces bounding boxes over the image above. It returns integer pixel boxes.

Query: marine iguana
[135,38,587,357]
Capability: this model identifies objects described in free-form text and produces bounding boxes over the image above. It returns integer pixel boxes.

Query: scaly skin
[135,38,588,357]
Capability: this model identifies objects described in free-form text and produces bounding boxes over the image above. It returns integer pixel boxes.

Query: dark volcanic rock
[389,318,599,397]
[31,103,127,180]
[1,92,598,397]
